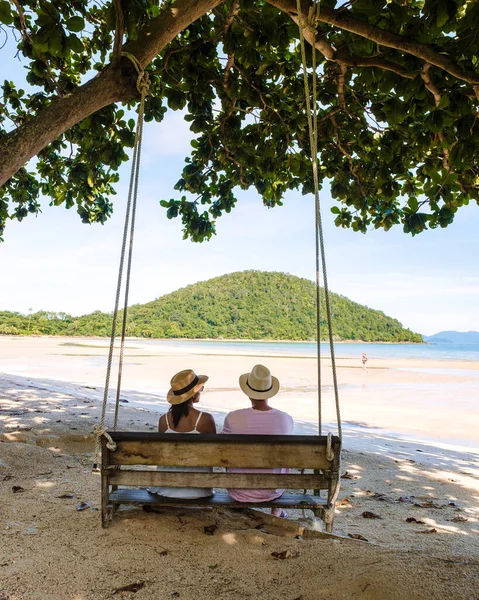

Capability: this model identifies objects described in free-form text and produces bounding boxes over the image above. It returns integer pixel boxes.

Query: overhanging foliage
[1,0,478,241]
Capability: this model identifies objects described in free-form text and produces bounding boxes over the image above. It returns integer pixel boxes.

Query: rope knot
[93,425,117,451]
[122,51,150,97]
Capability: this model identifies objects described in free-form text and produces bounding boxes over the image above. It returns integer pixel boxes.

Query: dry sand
[1,336,479,600]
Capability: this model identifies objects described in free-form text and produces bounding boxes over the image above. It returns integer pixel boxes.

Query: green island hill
[0,271,422,342]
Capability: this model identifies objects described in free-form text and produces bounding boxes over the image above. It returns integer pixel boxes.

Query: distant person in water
[222,364,294,518]
[148,369,216,499]
[362,352,368,371]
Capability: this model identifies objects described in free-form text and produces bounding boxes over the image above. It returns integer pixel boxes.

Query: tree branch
[112,0,125,59]
[329,112,366,197]
[337,64,347,109]
[267,0,479,85]
[421,63,450,172]
[223,0,240,36]
[11,0,28,42]
[0,0,225,186]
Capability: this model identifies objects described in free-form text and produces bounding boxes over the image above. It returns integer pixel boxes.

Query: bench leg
[325,512,334,533]
[102,503,113,528]
[101,475,112,528]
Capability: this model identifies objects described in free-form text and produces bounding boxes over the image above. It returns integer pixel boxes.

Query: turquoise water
[141,339,479,362]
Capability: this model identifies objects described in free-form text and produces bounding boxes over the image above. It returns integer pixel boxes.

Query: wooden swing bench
[101,432,341,531]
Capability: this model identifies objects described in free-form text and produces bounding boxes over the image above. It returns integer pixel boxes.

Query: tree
[1,0,478,243]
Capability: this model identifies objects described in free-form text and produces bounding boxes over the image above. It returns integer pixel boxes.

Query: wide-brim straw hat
[239,364,280,400]
[167,369,208,405]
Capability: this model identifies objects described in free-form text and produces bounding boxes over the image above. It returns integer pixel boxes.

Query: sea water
[141,339,479,362]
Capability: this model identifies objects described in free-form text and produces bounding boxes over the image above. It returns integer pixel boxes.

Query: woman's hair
[170,391,200,428]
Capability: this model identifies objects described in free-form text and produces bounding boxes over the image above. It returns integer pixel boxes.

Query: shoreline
[6,333,427,345]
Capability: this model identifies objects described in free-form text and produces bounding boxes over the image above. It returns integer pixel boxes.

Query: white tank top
[164,411,203,433]
[148,410,214,499]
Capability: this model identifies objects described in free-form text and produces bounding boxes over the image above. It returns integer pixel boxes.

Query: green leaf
[407,197,418,212]
[436,2,449,27]
[0,0,14,24]
[48,28,64,56]
[66,16,85,32]
[68,34,84,54]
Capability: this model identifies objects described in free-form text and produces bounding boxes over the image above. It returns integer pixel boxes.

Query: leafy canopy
[1,0,479,242]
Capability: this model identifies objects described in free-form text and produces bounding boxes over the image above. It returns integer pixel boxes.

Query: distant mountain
[423,331,479,344]
[0,271,423,342]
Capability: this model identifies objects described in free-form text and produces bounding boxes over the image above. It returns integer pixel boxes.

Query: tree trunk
[0,0,224,187]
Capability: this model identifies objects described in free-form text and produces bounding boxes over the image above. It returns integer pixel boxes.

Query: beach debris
[448,501,459,507]
[361,511,381,519]
[413,500,441,509]
[336,497,352,507]
[406,517,425,524]
[450,516,468,523]
[341,471,359,480]
[56,493,75,499]
[208,564,219,570]
[120,398,129,403]
[12,486,25,493]
[203,524,218,536]
[416,528,437,534]
[159,550,168,556]
[112,582,145,594]
[76,501,90,511]
[271,550,299,560]
[416,449,424,453]
[171,592,180,598]
[348,533,368,542]
[370,493,391,502]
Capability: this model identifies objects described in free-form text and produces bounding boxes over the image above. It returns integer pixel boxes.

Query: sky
[1,37,479,336]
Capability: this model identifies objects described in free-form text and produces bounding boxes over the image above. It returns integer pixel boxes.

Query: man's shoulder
[272,408,294,421]
[225,408,251,419]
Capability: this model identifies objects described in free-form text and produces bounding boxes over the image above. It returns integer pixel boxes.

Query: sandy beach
[1,336,479,599]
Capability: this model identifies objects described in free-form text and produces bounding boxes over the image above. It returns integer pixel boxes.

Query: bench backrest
[103,432,340,491]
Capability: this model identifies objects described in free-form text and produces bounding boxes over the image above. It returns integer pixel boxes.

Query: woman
[149,369,216,499]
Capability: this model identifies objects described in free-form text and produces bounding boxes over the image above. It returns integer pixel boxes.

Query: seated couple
[149,364,293,517]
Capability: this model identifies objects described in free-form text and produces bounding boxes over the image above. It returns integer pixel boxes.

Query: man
[222,364,294,517]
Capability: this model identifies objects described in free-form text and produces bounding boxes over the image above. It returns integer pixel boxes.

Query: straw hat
[239,364,280,400]
[167,369,208,405]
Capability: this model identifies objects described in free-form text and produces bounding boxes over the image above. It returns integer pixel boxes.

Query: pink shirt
[222,407,294,502]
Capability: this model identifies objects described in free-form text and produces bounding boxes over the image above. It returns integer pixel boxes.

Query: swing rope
[93,53,150,468]
[295,0,342,442]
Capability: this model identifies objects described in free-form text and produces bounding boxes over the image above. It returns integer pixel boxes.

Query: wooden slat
[109,489,327,508]
[110,439,335,469]
[109,432,338,445]
[107,470,327,490]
